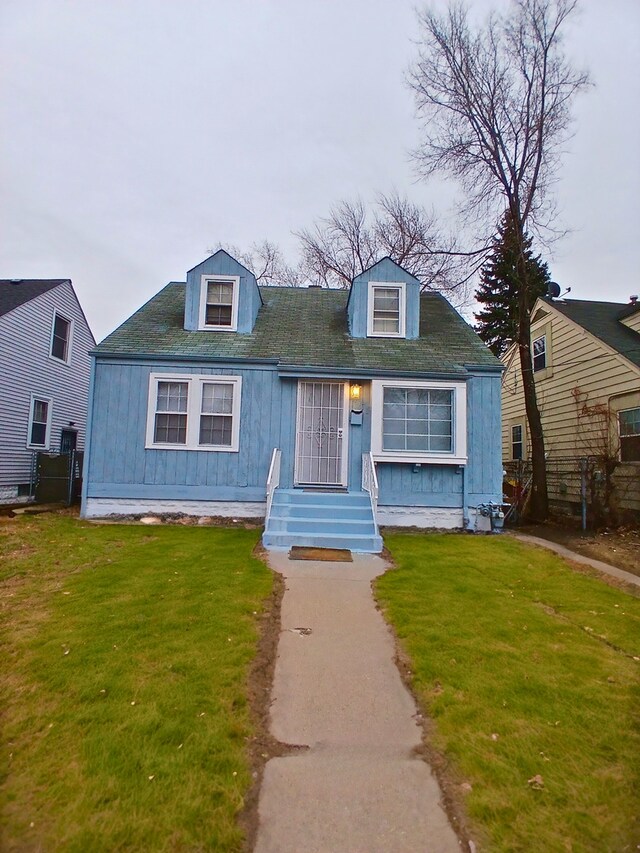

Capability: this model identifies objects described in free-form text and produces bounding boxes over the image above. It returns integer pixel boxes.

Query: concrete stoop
[263,488,383,553]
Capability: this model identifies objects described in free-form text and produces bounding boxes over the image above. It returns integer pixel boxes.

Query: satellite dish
[547,281,561,299]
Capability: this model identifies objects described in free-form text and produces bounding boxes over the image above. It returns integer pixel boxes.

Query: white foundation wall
[83,498,266,519]
[0,486,30,504]
[377,506,464,529]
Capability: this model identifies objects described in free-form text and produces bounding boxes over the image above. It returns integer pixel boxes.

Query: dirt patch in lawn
[239,544,308,852]
[516,520,640,578]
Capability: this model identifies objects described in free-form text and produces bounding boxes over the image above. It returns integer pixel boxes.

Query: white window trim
[27,394,53,450]
[370,378,467,464]
[618,405,640,463]
[49,310,74,365]
[532,333,547,372]
[145,373,242,452]
[367,281,406,338]
[198,274,240,331]
[511,423,525,460]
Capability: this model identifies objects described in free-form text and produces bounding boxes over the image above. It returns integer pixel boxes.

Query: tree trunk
[516,241,549,521]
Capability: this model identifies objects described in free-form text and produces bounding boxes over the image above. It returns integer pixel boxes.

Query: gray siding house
[0,279,95,502]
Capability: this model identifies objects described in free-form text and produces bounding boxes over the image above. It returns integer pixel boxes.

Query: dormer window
[199,275,239,331]
[367,282,406,338]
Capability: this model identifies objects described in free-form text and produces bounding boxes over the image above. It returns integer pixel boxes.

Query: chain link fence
[503,456,640,527]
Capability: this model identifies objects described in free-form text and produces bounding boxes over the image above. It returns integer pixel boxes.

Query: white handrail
[361,451,379,530]
[265,448,281,522]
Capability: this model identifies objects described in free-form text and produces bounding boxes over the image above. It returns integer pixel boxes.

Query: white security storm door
[295,381,348,486]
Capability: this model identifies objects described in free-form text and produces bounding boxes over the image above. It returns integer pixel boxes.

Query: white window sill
[145,443,239,453]
[373,453,467,465]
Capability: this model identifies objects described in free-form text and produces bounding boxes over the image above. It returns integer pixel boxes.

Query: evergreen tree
[475,213,551,357]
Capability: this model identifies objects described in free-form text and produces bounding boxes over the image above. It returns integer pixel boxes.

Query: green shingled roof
[95,284,499,374]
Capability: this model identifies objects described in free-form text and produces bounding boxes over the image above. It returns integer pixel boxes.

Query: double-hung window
[154,381,188,444]
[532,334,546,371]
[511,424,524,460]
[199,275,239,330]
[619,407,640,462]
[146,374,241,451]
[27,396,52,448]
[50,312,72,363]
[367,282,405,337]
[199,382,234,446]
[371,379,467,464]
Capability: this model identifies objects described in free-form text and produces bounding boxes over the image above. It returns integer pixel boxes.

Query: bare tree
[207,239,300,286]
[296,193,474,306]
[409,0,589,520]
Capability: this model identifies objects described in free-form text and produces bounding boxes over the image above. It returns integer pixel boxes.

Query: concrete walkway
[508,532,640,588]
[254,552,460,853]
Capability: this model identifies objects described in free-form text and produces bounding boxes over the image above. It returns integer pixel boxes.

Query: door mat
[288,546,353,562]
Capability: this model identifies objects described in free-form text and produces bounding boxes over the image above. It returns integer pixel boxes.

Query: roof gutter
[91,350,279,365]
[278,365,470,381]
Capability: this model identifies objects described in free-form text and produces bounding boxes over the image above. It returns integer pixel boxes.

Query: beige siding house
[501,297,640,517]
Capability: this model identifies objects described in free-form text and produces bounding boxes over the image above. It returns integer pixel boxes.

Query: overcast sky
[1,0,639,342]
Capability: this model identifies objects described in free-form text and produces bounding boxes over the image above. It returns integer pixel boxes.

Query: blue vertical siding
[373,372,502,510]
[465,371,503,505]
[86,360,295,501]
[347,258,421,339]
[86,361,502,513]
[183,250,262,333]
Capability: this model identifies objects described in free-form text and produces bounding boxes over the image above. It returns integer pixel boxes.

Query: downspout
[461,464,468,530]
[80,355,97,518]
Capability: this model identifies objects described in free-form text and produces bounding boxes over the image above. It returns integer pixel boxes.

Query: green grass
[377,533,640,853]
[1,514,272,852]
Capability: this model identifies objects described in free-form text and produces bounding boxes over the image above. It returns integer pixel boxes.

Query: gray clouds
[1,0,638,340]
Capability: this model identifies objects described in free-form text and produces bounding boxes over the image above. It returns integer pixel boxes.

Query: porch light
[350,383,362,402]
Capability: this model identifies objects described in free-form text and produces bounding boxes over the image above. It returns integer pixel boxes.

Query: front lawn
[1,513,272,852]
[377,533,639,853]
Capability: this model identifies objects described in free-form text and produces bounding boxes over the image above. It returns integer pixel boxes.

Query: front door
[295,381,348,486]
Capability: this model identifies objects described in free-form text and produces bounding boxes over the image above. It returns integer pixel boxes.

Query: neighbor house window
[371,379,467,464]
[146,374,241,451]
[50,312,72,363]
[367,282,405,337]
[532,334,546,372]
[619,407,640,462]
[199,275,239,330]
[511,424,524,460]
[28,397,52,448]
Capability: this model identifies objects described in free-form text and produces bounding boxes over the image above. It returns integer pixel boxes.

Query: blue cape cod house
[81,251,503,551]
